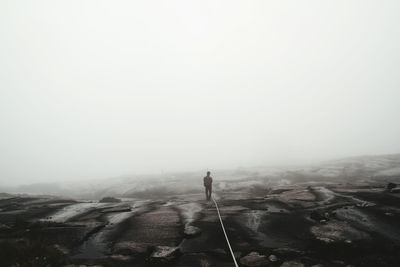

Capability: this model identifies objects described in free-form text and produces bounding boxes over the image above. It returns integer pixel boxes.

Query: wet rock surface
[280,261,305,267]
[272,248,304,257]
[184,225,202,237]
[240,252,269,266]
[268,254,278,262]
[99,197,121,203]
[112,241,149,255]
[151,246,181,261]
[1,170,400,267]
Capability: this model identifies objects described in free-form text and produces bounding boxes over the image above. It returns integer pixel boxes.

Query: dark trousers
[205,186,212,200]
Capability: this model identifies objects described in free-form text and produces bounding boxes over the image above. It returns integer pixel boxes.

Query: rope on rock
[212,196,239,267]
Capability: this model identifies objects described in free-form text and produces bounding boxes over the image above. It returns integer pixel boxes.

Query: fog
[1,1,400,186]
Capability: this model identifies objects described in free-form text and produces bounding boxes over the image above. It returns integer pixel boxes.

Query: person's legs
[205,187,209,200]
[208,186,212,200]
[205,186,211,200]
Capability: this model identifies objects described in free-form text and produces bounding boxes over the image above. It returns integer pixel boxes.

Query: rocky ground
[1,178,400,267]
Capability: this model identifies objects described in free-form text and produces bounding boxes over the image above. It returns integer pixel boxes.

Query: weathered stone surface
[272,248,303,257]
[64,265,103,267]
[184,225,202,237]
[210,248,228,258]
[0,223,10,230]
[311,221,369,243]
[53,244,69,256]
[268,254,278,262]
[119,206,181,246]
[151,246,181,261]
[280,261,305,267]
[112,241,149,255]
[100,205,131,213]
[310,210,329,222]
[109,254,134,262]
[177,253,211,267]
[3,170,400,267]
[240,252,269,267]
[99,197,121,203]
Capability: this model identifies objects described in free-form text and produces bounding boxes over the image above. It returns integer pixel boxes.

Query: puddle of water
[240,210,287,247]
[74,213,133,260]
[244,210,264,232]
[73,232,107,259]
[42,202,108,223]
[72,200,150,259]
[178,203,203,225]
[107,212,132,225]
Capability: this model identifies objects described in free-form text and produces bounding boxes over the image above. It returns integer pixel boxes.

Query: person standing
[203,171,213,200]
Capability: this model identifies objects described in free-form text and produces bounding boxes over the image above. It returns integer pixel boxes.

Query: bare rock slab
[151,246,181,261]
[112,241,149,255]
[280,261,305,267]
[240,252,269,267]
[184,225,202,237]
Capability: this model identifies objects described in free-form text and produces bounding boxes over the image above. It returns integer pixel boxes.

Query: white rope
[212,197,239,267]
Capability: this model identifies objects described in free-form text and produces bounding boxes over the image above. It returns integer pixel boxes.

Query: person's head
[207,171,211,176]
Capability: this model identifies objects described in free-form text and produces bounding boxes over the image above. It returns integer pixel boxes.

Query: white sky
[1,1,400,185]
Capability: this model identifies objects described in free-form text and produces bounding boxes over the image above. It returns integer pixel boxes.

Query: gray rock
[310,210,329,222]
[99,197,121,203]
[272,248,303,257]
[391,188,400,193]
[0,223,10,230]
[109,254,133,262]
[210,248,227,258]
[53,244,69,256]
[64,265,103,267]
[184,225,202,237]
[280,261,305,267]
[178,253,210,267]
[332,260,345,265]
[151,246,181,261]
[101,206,131,213]
[240,252,269,267]
[268,254,278,262]
[113,241,149,255]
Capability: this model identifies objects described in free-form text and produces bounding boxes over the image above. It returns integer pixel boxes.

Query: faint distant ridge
[328,153,400,163]
[322,153,400,177]
[2,153,400,198]
[15,183,67,196]
[0,192,13,199]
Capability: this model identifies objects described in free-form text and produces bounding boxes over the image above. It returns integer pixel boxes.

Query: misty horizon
[1,152,399,189]
[1,1,400,186]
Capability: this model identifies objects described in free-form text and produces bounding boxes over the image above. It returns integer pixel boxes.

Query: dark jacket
[203,176,213,187]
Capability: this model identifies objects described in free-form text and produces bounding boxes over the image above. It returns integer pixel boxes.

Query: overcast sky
[1,1,400,185]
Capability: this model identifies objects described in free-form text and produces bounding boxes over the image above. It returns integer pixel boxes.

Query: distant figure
[203,171,213,200]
